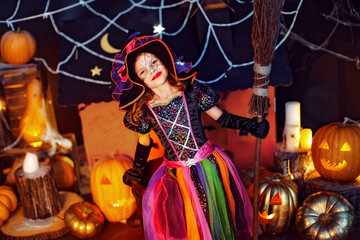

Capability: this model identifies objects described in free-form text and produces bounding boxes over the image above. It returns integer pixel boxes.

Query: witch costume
[111,32,268,240]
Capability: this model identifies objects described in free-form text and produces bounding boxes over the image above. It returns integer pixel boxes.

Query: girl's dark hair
[127,47,187,125]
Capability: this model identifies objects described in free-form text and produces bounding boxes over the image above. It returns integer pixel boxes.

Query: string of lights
[0,0,357,87]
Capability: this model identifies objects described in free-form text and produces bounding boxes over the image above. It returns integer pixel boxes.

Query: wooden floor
[58,210,360,240]
[59,213,145,240]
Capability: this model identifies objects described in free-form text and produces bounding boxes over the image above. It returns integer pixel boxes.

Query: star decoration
[153,24,165,34]
[90,65,102,76]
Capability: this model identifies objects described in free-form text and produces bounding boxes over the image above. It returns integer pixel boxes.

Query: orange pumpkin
[311,120,360,181]
[0,185,18,226]
[48,155,76,190]
[90,157,136,222]
[0,29,36,64]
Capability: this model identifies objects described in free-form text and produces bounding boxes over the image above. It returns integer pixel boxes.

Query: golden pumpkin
[48,155,76,190]
[311,120,360,181]
[0,29,36,64]
[296,191,355,240]
[90,157,136,223]
[64,201,105,239]
[19,79,47,145]
[248,173,298,235]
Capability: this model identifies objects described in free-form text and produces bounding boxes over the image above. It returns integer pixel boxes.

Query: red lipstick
[152,72,161,81]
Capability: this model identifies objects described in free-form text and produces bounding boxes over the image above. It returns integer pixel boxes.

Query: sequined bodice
[151,95,197,161]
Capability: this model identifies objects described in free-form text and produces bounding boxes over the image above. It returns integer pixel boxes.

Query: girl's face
[134,52,168,89]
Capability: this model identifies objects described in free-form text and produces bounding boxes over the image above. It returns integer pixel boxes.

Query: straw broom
[249,0,284,239]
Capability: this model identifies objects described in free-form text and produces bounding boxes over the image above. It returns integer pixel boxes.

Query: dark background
[0,0,359,145]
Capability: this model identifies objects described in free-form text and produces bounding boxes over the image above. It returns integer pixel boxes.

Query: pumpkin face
[90,157,136,222]
[0,29,36,64]
[296,191,355,240]
[248,173,298,234]
[64,201,105,239]
[311,122,360,181]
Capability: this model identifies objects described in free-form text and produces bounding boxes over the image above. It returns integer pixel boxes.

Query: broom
[249,0,284,239]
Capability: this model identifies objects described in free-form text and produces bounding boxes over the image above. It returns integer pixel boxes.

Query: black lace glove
[123,138,153,187]
[216,110,269,139]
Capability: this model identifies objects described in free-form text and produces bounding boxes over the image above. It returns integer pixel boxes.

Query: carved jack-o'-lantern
[311,120,360,181]
[248,173,298,235]
[90,157,136,222]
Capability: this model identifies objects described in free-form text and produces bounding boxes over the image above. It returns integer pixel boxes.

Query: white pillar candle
[23,152,39,173]
[284,126,301,152]
[285,101,301,127]
[284,101,301,152]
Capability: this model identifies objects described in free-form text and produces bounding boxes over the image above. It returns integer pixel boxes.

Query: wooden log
[1,191,84,240]
[274,142,312,201]
[274,142,311,178]
[14,163,61,219]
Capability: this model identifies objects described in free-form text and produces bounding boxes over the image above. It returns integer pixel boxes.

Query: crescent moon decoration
[100,33,121,54]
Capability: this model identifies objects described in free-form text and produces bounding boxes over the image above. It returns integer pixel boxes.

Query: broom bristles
[249,0,284,116]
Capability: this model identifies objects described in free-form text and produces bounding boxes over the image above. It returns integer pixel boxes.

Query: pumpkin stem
[343,117,360,126]
[17,27,20,33]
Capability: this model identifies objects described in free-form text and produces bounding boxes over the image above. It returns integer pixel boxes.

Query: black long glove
[216,110,269,139]
[123,138,153,187]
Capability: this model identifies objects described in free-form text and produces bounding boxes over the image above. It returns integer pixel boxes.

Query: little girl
[111,32,269,240]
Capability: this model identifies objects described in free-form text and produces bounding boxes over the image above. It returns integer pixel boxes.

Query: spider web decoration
[1,0,355,105]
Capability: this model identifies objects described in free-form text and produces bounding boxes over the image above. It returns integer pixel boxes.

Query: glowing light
[319,140,329,150]
[0,100,6,111]
[340,141,352,151]
[29,141,43,148]
[321,158,348,171]
[300,128,312,150]
[270,193,281,205]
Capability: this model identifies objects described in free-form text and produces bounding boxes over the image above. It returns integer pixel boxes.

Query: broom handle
[253,114,262,240]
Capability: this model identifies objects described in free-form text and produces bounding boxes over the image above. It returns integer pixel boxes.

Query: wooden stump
[15,163,61,219]
[304,170,360,230]
[1,191,84,240]
[274,142,312,201]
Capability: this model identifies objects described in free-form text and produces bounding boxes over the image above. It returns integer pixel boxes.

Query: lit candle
[284,101,301,152]
[300,128,312,150]
[23,152,39,173]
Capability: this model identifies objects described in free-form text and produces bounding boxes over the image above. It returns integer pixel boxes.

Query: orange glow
[19,80,47,143]
[321,159,348,171]
[258,210,277,224]
[300,128,312,150]
[319,140,329,150]
[0,99,6,111]
[100,175,111,185]
[270,193,281,205]
[340,142,352,151]
[29,141,43,148]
